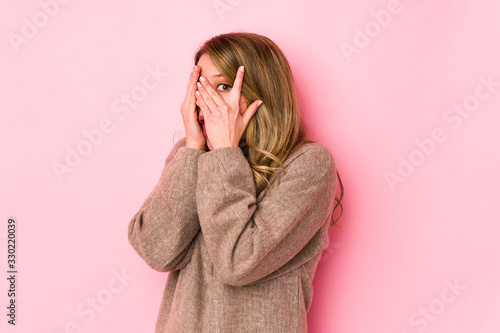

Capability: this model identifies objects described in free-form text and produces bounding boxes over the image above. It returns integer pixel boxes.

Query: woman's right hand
[181,65,206,150]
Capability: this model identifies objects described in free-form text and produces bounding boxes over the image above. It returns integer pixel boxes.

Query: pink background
[1,0,499,332]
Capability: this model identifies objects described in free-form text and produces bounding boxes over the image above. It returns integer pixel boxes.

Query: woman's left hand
[195,65,263,149]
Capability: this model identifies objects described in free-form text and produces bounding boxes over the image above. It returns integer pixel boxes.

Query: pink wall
[2,0,499,332]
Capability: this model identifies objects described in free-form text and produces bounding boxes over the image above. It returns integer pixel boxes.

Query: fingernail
[258,100,263,107]
[239,66,244,72]
[199,76,206,82]
[197,82,202,88]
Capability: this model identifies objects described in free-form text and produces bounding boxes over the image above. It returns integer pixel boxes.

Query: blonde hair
[194,32,344,227]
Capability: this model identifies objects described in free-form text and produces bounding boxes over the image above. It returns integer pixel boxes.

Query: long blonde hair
[194,32,344,227]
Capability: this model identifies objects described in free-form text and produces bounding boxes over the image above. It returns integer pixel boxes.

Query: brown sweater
[128,136,337,332]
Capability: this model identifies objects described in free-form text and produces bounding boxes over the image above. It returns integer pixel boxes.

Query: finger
[184,68,201,113]
[196,81,219,114]
[195,89,212,117]
[241,100,263,126]
[187,82,197,112]
[230,66,245,100]
[198,76,225,106]
[186,65,200,92]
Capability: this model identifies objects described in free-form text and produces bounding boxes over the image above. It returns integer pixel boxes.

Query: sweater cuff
[202,145,242,158]
[159,146,206,182]
[165,146,205,166]
[178,146,207,155]
[198,146,245,171]
[198,146,255,194]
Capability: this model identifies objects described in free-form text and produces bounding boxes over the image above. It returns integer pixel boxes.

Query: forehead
[197,53,223,78]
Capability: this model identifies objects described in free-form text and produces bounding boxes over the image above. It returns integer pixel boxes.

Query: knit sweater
[128,136,337,333]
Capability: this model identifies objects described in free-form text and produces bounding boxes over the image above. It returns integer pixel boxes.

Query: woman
[128,32,344,333]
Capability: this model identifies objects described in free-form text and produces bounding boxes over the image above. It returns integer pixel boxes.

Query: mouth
[198,116,207,136]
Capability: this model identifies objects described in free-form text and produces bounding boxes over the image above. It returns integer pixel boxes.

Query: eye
[217,83,232,92]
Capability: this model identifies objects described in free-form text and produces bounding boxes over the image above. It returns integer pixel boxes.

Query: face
[195,53,248,150]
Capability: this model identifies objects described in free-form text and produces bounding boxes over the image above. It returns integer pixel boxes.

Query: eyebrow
[211,74,224,78]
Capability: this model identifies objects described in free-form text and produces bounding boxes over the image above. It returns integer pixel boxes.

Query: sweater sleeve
[196,145,336,286]
[128,137,206,272]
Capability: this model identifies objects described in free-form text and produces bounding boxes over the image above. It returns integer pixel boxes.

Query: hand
[195,65,263,150]
[180,65,206,150]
